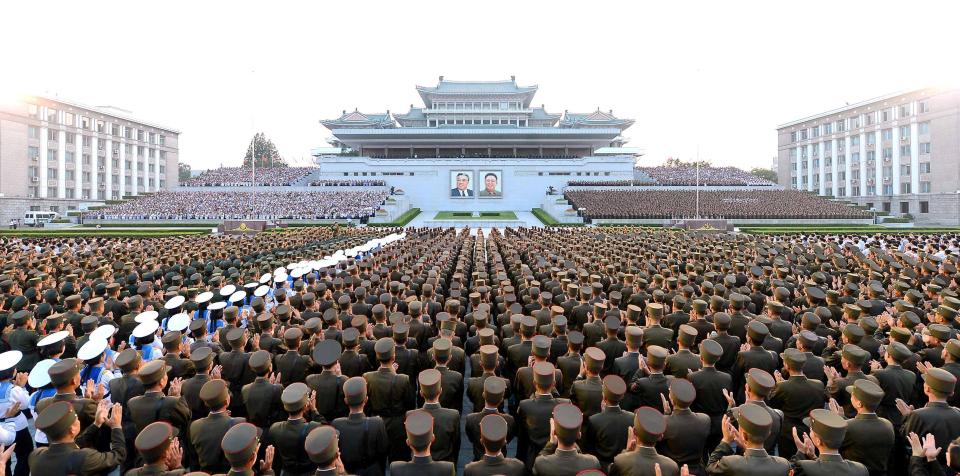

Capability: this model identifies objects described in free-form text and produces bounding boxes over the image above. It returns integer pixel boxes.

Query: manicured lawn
[433,211,518,220]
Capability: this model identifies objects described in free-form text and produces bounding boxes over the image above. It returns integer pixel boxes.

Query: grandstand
[564,189,871,220]
[183,166,316,186]
[567,166,775,187]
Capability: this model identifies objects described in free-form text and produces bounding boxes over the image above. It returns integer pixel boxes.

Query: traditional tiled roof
[393,107,426,121]
[530,107,562,121]
[417,78,537,95]
[320,109,396,129]
[560,109,634,130]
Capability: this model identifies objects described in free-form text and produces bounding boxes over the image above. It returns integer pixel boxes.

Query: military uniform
[584,376,635,470]
[532,403,601,476]
[29,401,127,476]
[707,403,791,476]
[658,379,710,474]
[790,409,869,476]
[364,338,416,462]
[517,362,570,468]
[389,411,456,476]
[609,407,679,476]
[126,422,185,476]
[414,369,461,465]
[189,380,246,474]
[267,383,326,476]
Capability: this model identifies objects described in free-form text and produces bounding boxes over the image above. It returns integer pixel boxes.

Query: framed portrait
[449,170,474,198]
[477,170,502,198]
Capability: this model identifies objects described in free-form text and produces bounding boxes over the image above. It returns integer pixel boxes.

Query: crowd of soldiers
[564,190,871,220]
[0,225,960,476]
[635,167,775,187]
[84,190,389,220]
[182,167,316,187]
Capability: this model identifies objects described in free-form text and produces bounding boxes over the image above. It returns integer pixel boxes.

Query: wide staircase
[540,193,584,224]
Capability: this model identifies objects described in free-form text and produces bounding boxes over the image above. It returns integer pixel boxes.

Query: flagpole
[696,146,700,219]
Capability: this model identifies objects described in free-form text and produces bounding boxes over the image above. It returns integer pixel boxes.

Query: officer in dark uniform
[826,345,877,418]
[464,414,525,476]
[189,379,246,474]
[180,346,215,420]
[726,368,782,455]
[389,410,456,476]
[467,344,509,413]
[609,406,679,476]
[159,331,195,380]
[127,360,192,437]
[333,376,390,476]
[584,375,634,471]
[517,336,564,402]
[838,379,894,476]
[7,311,40,372]
[412,368,460,466]
[221,422,274,476]
[304,425,342,476]
[517,362,569,469]
[732,321,778,402]
[364,337,416,463]
[643,303,675,350]
[629,345,671,413]
[689,339,731,457]
[899,367,960,470]
[570,347,605,418]
[306,340,348,423]
[267,382,325,476]
[666,325,702,379]
[706,403,791,475]
[339,328,369,378]
[430,339,464,412]
[533,403,601,476]
[872,341,917,427]
[769,348,826,458]
[791,409,869,475]
[242,350,283,430]
[556,331,584,400]
[29,400,126,475]
[658,379,710,475]
[126,421,185,476]
[614,326,643,384]
[465,376,515,462]
[596,316,626,376]
[274,327,311,386]
[219,328,255,417]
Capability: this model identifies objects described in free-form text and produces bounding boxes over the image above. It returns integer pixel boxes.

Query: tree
[749,167,778,182]
[243,132,286,168]
[178,162,191,183]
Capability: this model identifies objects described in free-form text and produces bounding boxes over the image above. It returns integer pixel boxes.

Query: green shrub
[367,208,421,227]
[531,208,582,227]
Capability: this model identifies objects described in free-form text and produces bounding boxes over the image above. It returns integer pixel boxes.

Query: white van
[23,211,58,227]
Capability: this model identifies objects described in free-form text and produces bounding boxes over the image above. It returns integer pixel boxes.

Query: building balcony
[47,179,58,187]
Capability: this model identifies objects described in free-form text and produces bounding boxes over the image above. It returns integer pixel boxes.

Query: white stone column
[90,135,98,199]
[831,139,839,196]
[118,138,126,197]
[859,132,867,197]
[105,137,113,199]
[154,148,161,191]
[39,119,49,198]
[57,125,66,198]
[891,125,901,196]
[818,141,827,195]
[875,129,883,197]
[844,136,853,198]
[131,142,138,195]
[806,144,814,191]
[911,121,920,193]
[74,132,83,198]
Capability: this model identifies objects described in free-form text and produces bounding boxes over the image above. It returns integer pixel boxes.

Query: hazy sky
[2,1,958,171]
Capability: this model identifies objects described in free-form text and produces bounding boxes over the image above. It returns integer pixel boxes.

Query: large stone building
[316,77,639,215]
[777,87,960,224]
[0,95,179,223]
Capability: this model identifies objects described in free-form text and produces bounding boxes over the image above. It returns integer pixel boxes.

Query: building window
[852,117,861,128]
[881,109,891,122]
[864,113,874,126]
[882,129,892,141]
[28,146,39,160]
[919,142,931,154]
[919,122,930,134]
[900,202,909,213]
[28,126,40,139]
[883,202,891,212]
[899,125,910,138]
[920,201,929,213]
[96,120,104,132]
[65,151,74,163]
[47,187,57,197]
[919,101,929,113]
[867,151,876,161]
[826,173,832,182]
[82,154,90,165]
[882,147,892,160]
[900,164,911,176]
[824,123,833,134]
[63,112,74,126]
[65,133,74,145]
[852,170,860,180]
[899,104,910,117]
[920,181,931,193]
[82,135,91,147]
[65,170,74,181]
[901,183,911,194]
[851,136,860,147]
[867,135,876,146]
[46,108,58,123]
[900,145,911,157]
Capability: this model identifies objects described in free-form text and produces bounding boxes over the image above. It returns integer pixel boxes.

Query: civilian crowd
[183,167,316,187]
[84,190,389,220]
[636,166,776,187]
[309,180,386,187]
[565,189,871,219]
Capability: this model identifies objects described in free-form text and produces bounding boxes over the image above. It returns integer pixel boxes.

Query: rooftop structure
[320,77,635,158]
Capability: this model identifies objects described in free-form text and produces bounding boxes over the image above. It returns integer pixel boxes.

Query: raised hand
[661,394,672,415]
[908,432,924,458]
[625,427,637,451]
[260,444,275,472]
[869,360,882,372]
[210,365,223,379]
[0,444,15,469]
[166,437,183,470]
[774,370,784,384]
[922,433,942,462]
[722,388,736,409]
[827,398,843,416]
[94,399,110,427]
[13,372,27,388]
[84,379,95,399]
[168,378,183,397]
[108,402,123,429]
[93,383,105,402]
[896,398,914,417]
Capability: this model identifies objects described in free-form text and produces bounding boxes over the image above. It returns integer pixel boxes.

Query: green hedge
[367,208,421,227]
[531,208,582,227]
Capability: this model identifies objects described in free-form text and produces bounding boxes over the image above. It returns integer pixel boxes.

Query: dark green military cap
[283,327,303,345]
[533,361,557,388]
[669,378,696,405]
[35,401,78,439]
[713,312,731,330]
[189,346,214,370]
[747,320,769,342]
[747,368,776,397]
[248,350,271,374]
[846,379,884,409]
[374,337,395,361]
[479,344,498,369]
[928,323,953,341]
[803,409,847,448]
[48,358,81,387]
[221,422,261,466]
[923,367,958,394]
[200,379,230,409]
[736,403,773,438]
[341,327,360,348]
[887,341,913,362]
[646,345,668,367]
[633,406,667,444]
[691,299,708,314]
[405,410,434,448]
[602,375,627,403]
[947,339,960,359]
[584,347,605,373]
[115,348,142,373]
[136,422,178,463]
[433,338,452,361]
[281,382,310,412]
[225,327,246,346]
[841,344,869,366]
[139,360,169,386]
[624,326,643,348]
[938,305,959,320]
[842,324,865,343]
[678,324,697,347]
[480,413,509,444]
[552,403,583,442]
[699,339,723,364]
[782,348,807,367]
[483,375,506,401]
[418,368,442,399]
[313,340,342,367]
[843,304,862,319]
[646,303,664,318]
[344,376,367,406]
